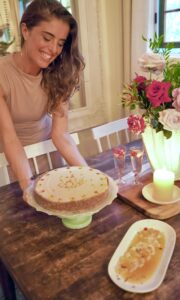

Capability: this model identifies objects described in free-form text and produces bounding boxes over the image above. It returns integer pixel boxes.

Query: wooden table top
[0,141,179,300]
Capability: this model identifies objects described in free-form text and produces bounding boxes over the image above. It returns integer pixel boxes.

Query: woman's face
[21,17,70,75]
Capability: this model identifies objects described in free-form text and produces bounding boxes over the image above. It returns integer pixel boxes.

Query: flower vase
[142,126,180,180]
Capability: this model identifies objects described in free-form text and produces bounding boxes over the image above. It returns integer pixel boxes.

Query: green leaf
[130,103,136,110]
[142,35,147,42]
[163,130,172,139]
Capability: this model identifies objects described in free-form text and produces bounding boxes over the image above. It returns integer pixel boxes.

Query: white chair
[91,118,130,153]
[0,133,79,187]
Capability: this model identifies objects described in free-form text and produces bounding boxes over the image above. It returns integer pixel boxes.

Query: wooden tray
[117,172,180,220]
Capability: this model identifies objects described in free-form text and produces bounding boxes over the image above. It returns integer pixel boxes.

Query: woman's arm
[51,102,87,166]
[0,90,33,190]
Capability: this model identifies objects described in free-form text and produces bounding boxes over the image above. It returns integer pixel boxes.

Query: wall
[97,0,124,122]
[69,0,125,134]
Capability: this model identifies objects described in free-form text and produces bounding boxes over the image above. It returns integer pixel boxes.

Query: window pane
[165,0,180,10]
[164,11,180,42]
[59,0,72,13]
[60,0,71,7]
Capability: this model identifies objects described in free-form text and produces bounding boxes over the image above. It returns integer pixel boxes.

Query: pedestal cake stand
[24,176,118,229]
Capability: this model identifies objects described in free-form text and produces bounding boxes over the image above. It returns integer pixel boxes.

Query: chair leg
[0,260,17,300]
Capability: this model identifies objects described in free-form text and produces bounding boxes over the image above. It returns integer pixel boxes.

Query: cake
[34,166,109,213]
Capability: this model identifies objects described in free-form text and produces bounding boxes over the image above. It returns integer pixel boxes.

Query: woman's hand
[22,178,35,202]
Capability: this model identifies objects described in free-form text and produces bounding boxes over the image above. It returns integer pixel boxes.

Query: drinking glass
[130,146,144,185]
[113,145,126,187]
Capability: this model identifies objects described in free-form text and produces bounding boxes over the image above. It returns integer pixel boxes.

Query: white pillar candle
[153,169,175,202]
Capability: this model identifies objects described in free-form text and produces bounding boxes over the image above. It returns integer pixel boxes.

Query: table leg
[0,260,17,300]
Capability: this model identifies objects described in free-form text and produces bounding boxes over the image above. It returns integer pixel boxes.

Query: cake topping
[34,166,109,212]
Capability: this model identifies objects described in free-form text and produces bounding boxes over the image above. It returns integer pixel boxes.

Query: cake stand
[24,176,118,229]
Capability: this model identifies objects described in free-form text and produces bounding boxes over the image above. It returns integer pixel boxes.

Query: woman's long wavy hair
[20,0,85,112]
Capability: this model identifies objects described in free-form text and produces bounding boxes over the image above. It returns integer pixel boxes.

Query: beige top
[0,53,52,152]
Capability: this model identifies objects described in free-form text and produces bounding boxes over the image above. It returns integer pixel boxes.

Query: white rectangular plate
[108,219,176,293]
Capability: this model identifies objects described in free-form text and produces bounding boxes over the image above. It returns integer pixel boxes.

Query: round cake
[34,166,109,213]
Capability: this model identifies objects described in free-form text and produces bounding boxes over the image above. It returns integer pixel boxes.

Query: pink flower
[159,109,180,131]
[134,74,147,91]
[138,52,165,74]
[146,80,171,107]
[172,88,180,112]
[128,114,146,134]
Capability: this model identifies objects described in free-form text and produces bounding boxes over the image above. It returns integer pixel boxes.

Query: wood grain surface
[118,173,180,219]
[0,140,179,300]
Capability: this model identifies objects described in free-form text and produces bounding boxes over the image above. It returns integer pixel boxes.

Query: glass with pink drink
[113,145,127,186]
[130,146,144,185]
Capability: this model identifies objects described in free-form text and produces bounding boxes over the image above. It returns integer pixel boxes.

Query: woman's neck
[14,51,41,76]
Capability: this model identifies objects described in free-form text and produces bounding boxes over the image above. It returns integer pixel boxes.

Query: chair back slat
[106,135,111,149]
[0,152,8,167]
[115,132,120,144]
[24,140,57,158]
[96,139,103,153]
[47,152,53,170]
[91,118,129,153]
[0,133,79,186]
[0,166,10,186]
[125,129,130,143]
[0,153,10,186]
[32,157,40,175]
[71,133,79,145]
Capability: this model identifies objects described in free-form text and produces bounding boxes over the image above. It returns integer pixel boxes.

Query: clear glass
[130,147,144,185]
[113,145,126,187]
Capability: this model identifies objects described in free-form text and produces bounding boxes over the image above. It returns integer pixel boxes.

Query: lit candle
[153,169,175,202]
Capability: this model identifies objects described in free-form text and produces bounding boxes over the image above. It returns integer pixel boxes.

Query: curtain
[0,0,20,55]
[0,1,9,30]
[98,0,155,121]
[131,0,156,78]
[120,0,132,118]
[97,0,133,121]
[122,0,132,84]
[8,0,21,52]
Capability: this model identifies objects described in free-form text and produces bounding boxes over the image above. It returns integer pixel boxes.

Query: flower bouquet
[121,34,180,179]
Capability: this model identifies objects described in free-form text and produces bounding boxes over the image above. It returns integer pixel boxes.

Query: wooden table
[0,141,180,300]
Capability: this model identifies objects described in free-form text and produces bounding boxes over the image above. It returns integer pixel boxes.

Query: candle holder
[142,169,180,205]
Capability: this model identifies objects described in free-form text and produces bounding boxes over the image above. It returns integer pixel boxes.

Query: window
[158,0,180,48]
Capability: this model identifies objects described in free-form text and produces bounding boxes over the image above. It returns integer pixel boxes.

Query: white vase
[142,127,180,180]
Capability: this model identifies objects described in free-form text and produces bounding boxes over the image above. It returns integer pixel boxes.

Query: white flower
[138,52,165,75]
[159,109,180,131]
[172,88,180,112]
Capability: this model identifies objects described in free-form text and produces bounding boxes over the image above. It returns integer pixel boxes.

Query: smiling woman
[18,0,85,112]
[0,0,87,191]
[16,18,69,75]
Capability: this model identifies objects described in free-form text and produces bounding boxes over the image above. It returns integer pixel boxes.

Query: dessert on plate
[34,166,109,213]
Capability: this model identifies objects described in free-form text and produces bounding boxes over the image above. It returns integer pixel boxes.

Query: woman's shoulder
[0,53,16,77]
[0,53,13,66]
[0,53,26,83]
[0,54,16,98]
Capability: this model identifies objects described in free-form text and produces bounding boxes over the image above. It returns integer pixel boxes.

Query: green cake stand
[61,213,92,229]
